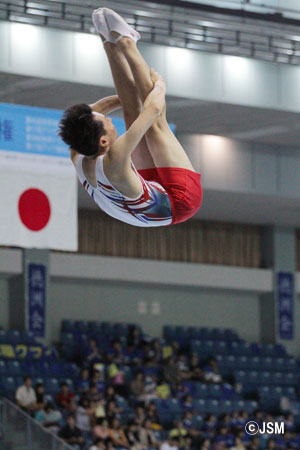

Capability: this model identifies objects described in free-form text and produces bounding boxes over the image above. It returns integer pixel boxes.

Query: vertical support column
[8,249,49,343]
[260,226,296,354]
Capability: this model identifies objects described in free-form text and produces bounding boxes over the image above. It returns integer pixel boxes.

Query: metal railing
[1,0,300,65]
[0,398,74,450]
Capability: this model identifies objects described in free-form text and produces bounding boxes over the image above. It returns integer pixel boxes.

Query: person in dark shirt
[56,382,76,412]
[35,382,46,410]
[59,414,85,449]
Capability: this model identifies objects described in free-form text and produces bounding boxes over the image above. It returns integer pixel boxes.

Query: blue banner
[277,272,294,340]
[27,263,47,338]
[0,103,176,158]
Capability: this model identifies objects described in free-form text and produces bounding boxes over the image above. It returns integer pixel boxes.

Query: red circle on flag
[18,188,51,231]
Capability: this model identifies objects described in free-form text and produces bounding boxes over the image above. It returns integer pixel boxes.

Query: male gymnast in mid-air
[59,8,202,227]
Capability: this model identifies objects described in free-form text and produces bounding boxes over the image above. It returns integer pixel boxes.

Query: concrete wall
[49,279,260,344]
[0,278,9,329]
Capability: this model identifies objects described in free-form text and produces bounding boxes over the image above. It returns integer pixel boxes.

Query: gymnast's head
[58,103,118,158]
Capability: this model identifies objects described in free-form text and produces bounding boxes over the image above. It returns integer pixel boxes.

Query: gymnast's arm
[89,95,121,114]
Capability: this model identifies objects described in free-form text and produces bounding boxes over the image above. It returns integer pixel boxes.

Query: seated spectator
[143,374,158,403]
[35,402,62,434]
[56,382,76,412]
[160,437,179,450]
[215,426,234,448]
[146,402,161,429]
[85,338,103,368]
[134,405,146,426]
[203,357,222,383]
[189,353,204,381]
[77,368,90,393]
[156,379,170,399]
[15,376,37,414]
[35,382,46,410]
[109,417,129,448]
[130,371,145,401]
[91,370,105,394]
[86,383,103,404]
[182,410,202,444]
[59,414,85,449]
[106,400,121,423]
[248,437,260,450]
[93,418,110,441]
[107,339,125,365]
[76,397,94,439]
[181,393,194,410]
[89,438,106,450]
[127,325,141,348]
[163,357,180,386]
[176,353,191,379]
[139,419,160,449]
[105,385,117,403]
[169,420,188,448]
[125,422,144,450]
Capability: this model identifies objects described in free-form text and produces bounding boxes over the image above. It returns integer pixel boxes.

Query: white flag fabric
[0,102,78,251]
[0,169,77,251]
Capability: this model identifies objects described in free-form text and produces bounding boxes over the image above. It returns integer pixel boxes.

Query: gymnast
[59,8,202,227]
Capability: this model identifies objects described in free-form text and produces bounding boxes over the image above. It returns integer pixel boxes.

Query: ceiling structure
[1,0,300,65]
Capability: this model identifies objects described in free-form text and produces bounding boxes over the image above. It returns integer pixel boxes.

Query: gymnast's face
[92,111,118,150]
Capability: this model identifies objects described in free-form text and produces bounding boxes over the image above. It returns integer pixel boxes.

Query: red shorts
[138,167,203,225]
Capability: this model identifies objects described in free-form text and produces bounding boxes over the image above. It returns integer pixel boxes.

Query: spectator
[77,368,90,393]
[107,339,125,365]
[139,419,160,448]
[106,400,121,423]
[59,414,85,449]
[156,379,170,399]
[56,382,76,412]
[143,374,158,403]
[127,325,141,348]
[163,357,180,385]
[91,370,105,394]
[35,402,62,434]
[160,437,179,450]
[189,353,203,380]
[35,382,46,410]
[200,438,211,450]
[169,420,188,447]
[75,397,94,439]
[203,357,222,383]
[93,418,110,441]
[125,422,143,450]
[105,385,117,403]
[86,383,103,404]
[85,338,102,368]
[109,417,129,448]
[134,405,146,426]
[130,371,145,400]
[15,376,37,414]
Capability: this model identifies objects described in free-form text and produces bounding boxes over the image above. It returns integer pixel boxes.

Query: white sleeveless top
[75,155,173,227]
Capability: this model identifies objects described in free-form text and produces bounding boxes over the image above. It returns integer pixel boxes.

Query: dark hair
[58,103,105,156]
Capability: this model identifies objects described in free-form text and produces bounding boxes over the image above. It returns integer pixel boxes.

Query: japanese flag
[0,168,77,251]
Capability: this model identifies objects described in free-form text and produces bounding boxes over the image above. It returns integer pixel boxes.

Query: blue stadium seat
[195,383,208,398]
[6,330,21,344]
[0,330,7,344]
[206,399,219,414]
[75,320,89,334]
[193,399,206,414]
[0,360,6,375]
[6,360,22,376]
[21,331,36,345]
[213,341,228,355]
[62,320,76,332]
[45,378,59,394]
[209,384,221,399]
[2,376,16,394]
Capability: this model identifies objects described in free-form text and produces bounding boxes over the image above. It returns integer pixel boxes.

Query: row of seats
[234,370,298,386]
[0,360,79,378]
[155,398,259,416]
[191,340,287,357]
[0,330,37,345]
[258,385,297,399]
[216,355,298,373]
[163,326,239,342]
[62,320,141,337]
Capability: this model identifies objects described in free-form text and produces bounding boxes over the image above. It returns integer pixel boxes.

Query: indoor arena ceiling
[1,0,300,65]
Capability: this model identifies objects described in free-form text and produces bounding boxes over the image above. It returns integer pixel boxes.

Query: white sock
[103,8,141,43]
[92,8,113,43]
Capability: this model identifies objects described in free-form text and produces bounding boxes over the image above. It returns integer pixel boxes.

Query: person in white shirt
[15,376,37,413]
[160,437,179,450]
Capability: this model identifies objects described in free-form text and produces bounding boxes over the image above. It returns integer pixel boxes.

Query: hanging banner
[27,263,47,338]
[277,271,294,340]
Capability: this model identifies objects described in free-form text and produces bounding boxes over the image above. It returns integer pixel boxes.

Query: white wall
[49,279,261,343]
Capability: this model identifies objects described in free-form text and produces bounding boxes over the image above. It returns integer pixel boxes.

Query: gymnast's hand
[144,70,166,115]
[150,68,166,93]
